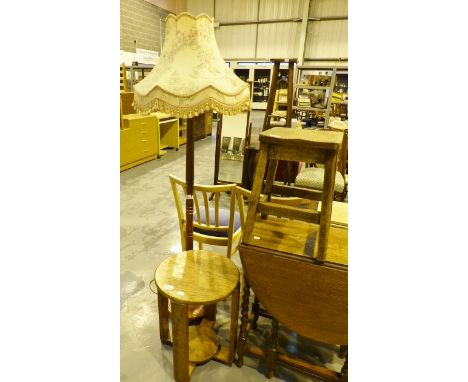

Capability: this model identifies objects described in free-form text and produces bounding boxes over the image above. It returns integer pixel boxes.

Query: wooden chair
[169,175,242,259]
[295,128,348,201]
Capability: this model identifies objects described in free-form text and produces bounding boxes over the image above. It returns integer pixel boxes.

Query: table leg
[236,276,250,367]
[227,281,240,365]
[266,319,279,379]
[172,301,190,382]
[157,289,170,344]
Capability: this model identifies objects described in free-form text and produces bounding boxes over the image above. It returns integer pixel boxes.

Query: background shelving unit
[125,64,154,90]
[227,61,291,110]
[293,66,338,129]
[233,68,249,82]
[252,68,271,109]
[330,68,348,120]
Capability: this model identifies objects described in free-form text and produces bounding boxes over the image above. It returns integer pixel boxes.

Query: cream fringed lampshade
[132,12,250,252]
[133,12,250,117]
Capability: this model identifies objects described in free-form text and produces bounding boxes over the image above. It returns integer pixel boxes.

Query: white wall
[186,0,348,62]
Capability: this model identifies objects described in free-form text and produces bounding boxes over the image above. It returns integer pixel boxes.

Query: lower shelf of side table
[188,323,219,364]
[162,318,235,366]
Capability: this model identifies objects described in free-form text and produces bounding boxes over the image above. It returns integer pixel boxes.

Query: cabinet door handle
[141,139,148,142]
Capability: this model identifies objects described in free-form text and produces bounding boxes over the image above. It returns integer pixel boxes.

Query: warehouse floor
[120,111,345,381]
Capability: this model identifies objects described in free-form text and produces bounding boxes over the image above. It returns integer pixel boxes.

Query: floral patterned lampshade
[133,12,250,118]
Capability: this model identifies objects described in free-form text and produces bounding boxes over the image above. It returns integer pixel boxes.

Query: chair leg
[339,345,347,359]
[181,232,186,251]
[266,319,279,379]
[339,352,348,382]
[203,303,217,322]
[236,276,251,367]
[198,242,203,250]
[341,185,348,202]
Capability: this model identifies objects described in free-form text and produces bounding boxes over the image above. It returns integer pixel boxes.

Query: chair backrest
[314,127,347,176]
[240,244,348,345]
[337,128,348,176]
[169,175,238,240]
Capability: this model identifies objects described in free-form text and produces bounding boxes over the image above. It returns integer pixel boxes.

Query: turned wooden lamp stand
[132,13,250,382]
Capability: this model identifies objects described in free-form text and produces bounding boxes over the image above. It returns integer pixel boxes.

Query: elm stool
[155,250,240,382]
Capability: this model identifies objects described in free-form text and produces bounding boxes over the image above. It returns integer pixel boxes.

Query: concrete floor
[121,111,344,381]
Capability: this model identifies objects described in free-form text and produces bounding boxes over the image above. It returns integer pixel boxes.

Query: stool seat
[260,127,342,150]
[155,250,239,305]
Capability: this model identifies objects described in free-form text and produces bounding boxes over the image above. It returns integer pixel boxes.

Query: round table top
[155,250,239,304]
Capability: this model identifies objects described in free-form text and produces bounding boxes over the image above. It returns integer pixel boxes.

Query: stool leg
[171,302,189,382]
[157,289,170,345]
[317,151,337,261]
[261,159,279,219]
[236,276,251,367]
[227,281,240,365]
[264,159,279,199]
[243,144,269,243]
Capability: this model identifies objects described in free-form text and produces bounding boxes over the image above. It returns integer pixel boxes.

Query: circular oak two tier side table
[155,250,240,382]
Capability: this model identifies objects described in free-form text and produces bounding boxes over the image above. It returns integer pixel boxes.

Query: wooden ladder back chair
[169,175,241,258]
[242,127,343,262]
[120,64,128,92]
[262,58,296,131]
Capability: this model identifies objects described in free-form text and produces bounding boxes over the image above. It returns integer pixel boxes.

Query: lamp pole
[185,118,195,250]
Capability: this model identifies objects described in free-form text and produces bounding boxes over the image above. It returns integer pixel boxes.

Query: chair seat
[295,167,346,193]
[194,208,241,238]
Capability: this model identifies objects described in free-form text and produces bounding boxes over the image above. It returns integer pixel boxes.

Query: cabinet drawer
[123,116,156,140]
[122,114,156,129]
[123,128,156,145]
[121,140,157,166]
[120,130,158,166]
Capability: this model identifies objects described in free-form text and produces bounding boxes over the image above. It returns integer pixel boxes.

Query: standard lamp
[133,12,250,251]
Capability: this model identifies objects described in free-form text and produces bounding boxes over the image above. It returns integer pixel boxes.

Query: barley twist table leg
[235,275,250,367]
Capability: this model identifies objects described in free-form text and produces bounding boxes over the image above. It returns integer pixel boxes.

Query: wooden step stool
[242,126,343,261]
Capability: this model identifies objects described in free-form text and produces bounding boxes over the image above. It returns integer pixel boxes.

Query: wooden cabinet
[179,118,187,146]
[156,114,179,155]
[120,112,180,171]
[120,92,135,115]
[120,114,159,171]
[193,112,213,140]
